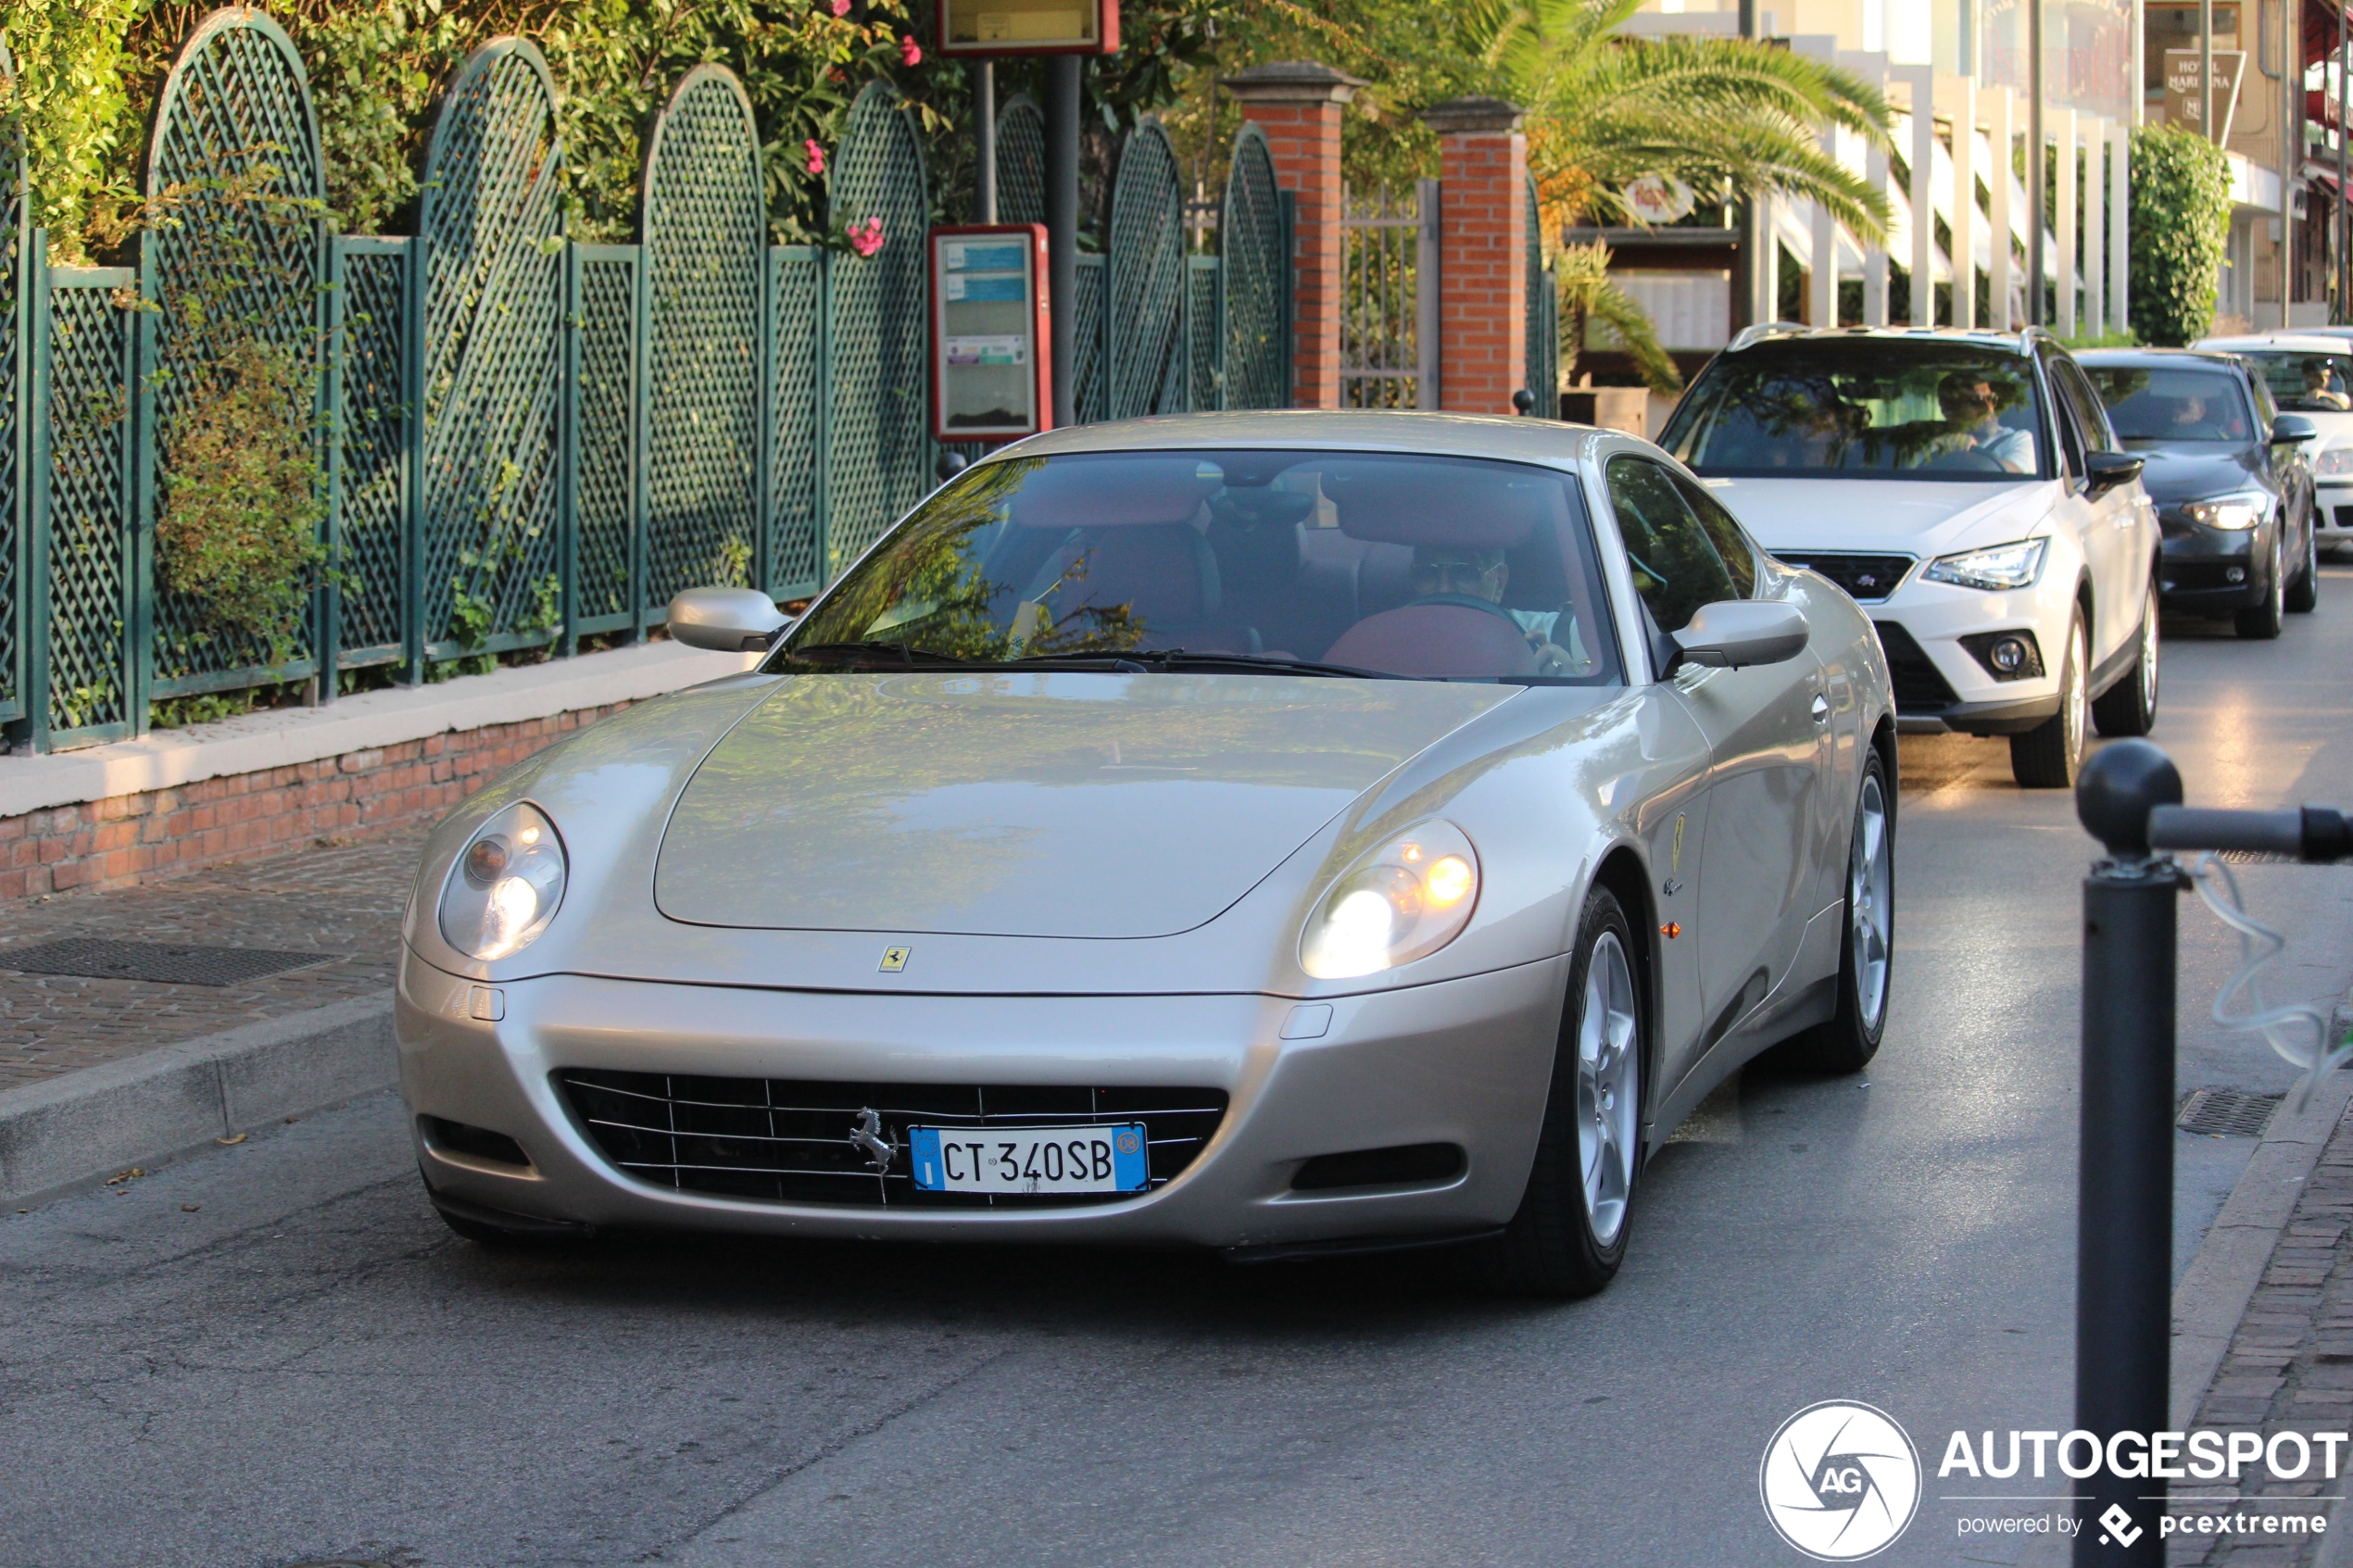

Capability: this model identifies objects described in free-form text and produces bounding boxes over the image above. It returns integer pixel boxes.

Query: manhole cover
[0,938,337,987]
[2177,1088,2284,1139]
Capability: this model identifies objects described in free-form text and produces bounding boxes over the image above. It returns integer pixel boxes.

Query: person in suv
[1659,327,2159,788]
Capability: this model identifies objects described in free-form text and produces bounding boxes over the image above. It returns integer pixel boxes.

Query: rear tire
[2286,528,2321,614]
[1480,887,1642,1298]
[2090,583,2159,738]
[2010,615,2087,789]
[2236,534,2285,638]
[1770,749,1894,1074]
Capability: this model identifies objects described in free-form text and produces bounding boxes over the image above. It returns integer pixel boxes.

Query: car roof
[2073,347,2249,371]
[2197,333,2353,353]
[1722,322,2045,355]
[976,409,1620,468]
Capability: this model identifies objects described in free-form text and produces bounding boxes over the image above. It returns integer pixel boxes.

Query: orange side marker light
[1661,922,1681,939]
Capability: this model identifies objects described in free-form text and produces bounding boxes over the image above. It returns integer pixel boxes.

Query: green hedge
[2128,123,2231,347]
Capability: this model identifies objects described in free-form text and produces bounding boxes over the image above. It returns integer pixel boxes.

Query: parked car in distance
[397,412,1898,1299]
[2196,332,2353,558]
[2077,348,2320,637]
[1658,325,2159,789]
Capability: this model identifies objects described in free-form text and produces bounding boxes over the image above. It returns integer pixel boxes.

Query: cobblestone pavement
[2173,1100,2353,1565]
[0,827,422,1087]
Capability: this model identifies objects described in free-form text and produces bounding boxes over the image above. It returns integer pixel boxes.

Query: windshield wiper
[1001,649,1425,681]
[775,641,975,670]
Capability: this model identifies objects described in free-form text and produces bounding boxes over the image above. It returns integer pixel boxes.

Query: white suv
[1658,326,2161,788]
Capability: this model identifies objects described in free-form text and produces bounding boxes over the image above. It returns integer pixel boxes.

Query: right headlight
[1924,538,2050,592]
[438,801,568,960]
[1299,821,1480,980]
[2315,445,2353,478]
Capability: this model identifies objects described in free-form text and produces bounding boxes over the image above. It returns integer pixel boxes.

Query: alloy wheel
[1848,771,1893,1032]
[2061,621,2086,765]
[1577,931,1641,1247]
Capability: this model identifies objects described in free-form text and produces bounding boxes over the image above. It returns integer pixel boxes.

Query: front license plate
[908,1123,1150,1195]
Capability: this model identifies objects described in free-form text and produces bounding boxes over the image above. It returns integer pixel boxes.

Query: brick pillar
[1222,61,1365,409]
[1422,96,1528,416]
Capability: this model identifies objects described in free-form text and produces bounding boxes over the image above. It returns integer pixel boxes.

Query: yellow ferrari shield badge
[878,946,911,973]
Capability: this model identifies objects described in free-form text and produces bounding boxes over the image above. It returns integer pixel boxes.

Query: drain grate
[2177,1088,2285,1139]
[0,938,338,987]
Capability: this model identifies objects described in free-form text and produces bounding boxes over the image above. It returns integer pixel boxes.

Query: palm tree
[1465,0,1897,391]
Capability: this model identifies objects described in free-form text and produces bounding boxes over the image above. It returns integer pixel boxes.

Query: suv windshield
[1662,340,2047,479]
[2228,349,2353,413]
[772,449,1625,684]
[2082,364,2255,444]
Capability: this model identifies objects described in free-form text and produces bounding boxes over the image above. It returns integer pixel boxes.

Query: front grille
[1777,552,1917,603]
[1871,621,1960,714]
[558,1070,1228,1209]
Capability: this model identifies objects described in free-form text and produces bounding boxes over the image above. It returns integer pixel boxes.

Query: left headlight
[439,801,568,960]
[1924,538,2049,591]
[1299,821,1480,980]
[2179,490,2271,531]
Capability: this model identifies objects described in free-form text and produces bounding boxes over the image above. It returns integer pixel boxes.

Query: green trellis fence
[0,11,1293,753]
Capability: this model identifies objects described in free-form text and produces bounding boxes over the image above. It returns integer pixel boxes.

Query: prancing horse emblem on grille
[849,1109,894,1173]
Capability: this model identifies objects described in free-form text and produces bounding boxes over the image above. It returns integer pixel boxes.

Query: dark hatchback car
[2077,349,2320,638]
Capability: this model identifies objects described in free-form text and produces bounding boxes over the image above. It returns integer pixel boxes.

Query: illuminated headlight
[1299,821,1480,980]
[1923,538,2050,591]
[2315,446,2353,478]
[439,801,567,960]
[2180,492,2270,531]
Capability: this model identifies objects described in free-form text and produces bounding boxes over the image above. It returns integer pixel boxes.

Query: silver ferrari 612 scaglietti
[398,412,1896,1296]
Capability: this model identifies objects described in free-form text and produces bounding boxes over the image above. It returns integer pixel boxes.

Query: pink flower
[900,33,922,66]
[848,217,886,257]
[804,139,825,176]
[829,0,849,15]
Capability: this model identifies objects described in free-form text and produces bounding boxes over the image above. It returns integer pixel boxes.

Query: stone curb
[0,993,394,1210]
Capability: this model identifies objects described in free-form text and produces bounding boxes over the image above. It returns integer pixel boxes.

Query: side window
[1669,473,1760,598]
[2041,356,2086,479]
[1604,457,1742,633]
[2054,360,2118,452]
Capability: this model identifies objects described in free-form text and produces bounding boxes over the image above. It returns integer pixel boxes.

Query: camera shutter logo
[1758,1401,1921,1561]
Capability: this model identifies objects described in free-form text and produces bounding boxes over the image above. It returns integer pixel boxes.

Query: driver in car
[2302,360,2351,410]
[1408,546,1589,675]
[1931,371,2034,472]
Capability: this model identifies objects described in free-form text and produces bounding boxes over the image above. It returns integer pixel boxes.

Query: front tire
[1771,749,1894,1073]
[2286,527,2321,614]
[1481,887,1643,1298]
[2010,614,2087,789]
[2236,533,2285,638]
[2090,583,2159,738]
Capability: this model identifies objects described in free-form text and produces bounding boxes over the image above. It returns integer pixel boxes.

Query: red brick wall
[1243,101,1344,409]
[1436,128,1529,416]
[0,702,635,900]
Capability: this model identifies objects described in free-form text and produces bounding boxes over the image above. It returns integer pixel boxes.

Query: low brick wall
[0,701,633,900]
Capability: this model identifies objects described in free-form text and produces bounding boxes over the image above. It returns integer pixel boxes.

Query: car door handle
[1810,694,1831,724]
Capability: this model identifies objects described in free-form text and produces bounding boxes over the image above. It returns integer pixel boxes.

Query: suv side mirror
[667,586,788,652]
[2084,450,2144,498]
[2271,414,2321,445]
[1668,600,1810,671]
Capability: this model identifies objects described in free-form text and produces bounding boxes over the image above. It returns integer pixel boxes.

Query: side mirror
[1668,600,1810,671]
[667,586,788,652]
[2271,414,2320,445]
[2084,449,2145,498]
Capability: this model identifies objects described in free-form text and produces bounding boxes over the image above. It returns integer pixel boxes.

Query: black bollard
[2073,739,2183,1564]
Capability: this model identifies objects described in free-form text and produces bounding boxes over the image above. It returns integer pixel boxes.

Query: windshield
[2082,365,2255,444]
[772,449,1624,684]
[1662,341,2046,479]
[2231,350,2353,413]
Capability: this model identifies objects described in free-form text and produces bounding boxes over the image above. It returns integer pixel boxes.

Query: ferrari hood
[653,671,1519,938]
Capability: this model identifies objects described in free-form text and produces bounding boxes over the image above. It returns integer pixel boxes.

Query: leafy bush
[0,0,141,262]
[2128,125,2230,347]
[156,338,328,664]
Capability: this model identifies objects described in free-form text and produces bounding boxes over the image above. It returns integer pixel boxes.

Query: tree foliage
[2127,123,2230,347]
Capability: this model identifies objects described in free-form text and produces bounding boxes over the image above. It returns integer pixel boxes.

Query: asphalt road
[7,568,2353,1568]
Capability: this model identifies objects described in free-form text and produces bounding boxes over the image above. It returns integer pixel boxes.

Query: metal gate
[1340,182,1438,409]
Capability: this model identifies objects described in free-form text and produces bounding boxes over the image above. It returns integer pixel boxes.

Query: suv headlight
[1299,821,1480,980]
[1924,538,2050,591]
[439,801,567,960]
[2180,491,2270,530]
[2315,446,2353,478]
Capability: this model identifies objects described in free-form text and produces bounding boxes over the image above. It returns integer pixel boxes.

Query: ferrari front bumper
[396,947,1571,1249]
